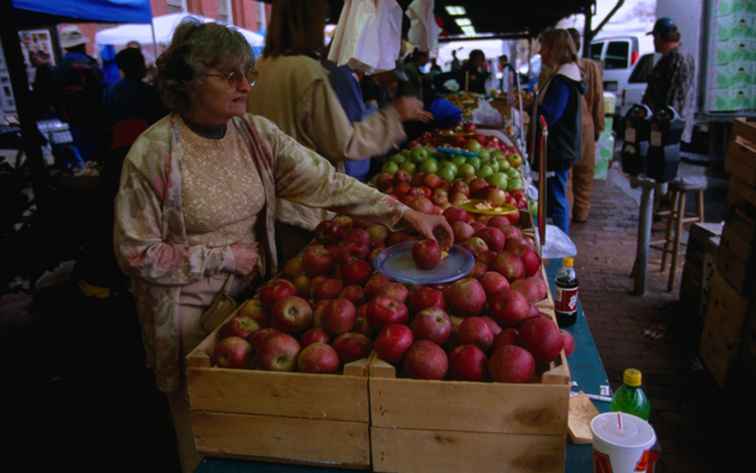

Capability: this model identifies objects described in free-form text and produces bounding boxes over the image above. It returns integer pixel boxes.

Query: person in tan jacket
[248,0,431,262]
[568,28,605,223]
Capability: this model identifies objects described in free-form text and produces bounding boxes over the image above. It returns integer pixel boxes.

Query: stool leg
[668,191,686,292]
[661,190,678,272]
[697,190,705,223]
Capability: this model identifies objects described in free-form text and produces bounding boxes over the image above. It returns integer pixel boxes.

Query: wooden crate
[700,271,752,387]
[369,308,570,473]
[733,117,756,147]
[716,208,756,295]
[728,177,756,210]
[726,137,756,187]
[680,224,722,320]
[186,312,372,469]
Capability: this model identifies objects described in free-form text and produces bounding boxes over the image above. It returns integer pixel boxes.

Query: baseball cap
[647,17,677,36]
[60,25,88,49]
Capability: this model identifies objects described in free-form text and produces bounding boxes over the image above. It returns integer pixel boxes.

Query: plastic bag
[472,100,504,127]
[328,0,402,74]
[541,225,577,259]
[406,0,440,52]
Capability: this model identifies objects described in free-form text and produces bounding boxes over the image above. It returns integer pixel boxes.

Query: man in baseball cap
[642,17,696,141]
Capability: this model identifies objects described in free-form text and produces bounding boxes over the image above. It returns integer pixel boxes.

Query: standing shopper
[567,28,605,223]
[114,20,451,473]
[643,17,696,142]
[537,29,585,235]
[248,0,431,262]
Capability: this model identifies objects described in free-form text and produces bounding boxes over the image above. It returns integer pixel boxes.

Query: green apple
[478,165,494,179]
[460,163,476,178]
[411,147,429,163]
[497,158,511,171]
[505,167,519,178]
[466,140,482,152]
[400,161,416,174]
[453,156,467,167]
[507,177,523,191]
[488,172,508,189]
[492,150,505,160]
[390,154,406,165]
[469,157,481,170]
[479,149,491,161]
[438,165,457,182]
[490,160,500,172]
[421,158,439,174]
[382,162,399,174]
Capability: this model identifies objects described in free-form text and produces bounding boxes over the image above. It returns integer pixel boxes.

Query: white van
[589,33,654,112]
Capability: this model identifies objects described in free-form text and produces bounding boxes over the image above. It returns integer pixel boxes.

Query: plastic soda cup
[591,412,658,473]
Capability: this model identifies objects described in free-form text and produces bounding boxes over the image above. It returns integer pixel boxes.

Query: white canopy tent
[95,12,264,48]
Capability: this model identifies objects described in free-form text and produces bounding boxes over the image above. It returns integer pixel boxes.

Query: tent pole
[0,2,51,217]
[150,21,158,57]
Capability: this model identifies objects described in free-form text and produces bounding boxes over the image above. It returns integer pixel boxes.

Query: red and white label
[555,286,578,314]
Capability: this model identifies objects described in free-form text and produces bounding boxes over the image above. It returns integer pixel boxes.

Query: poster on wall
[19,29,56,85]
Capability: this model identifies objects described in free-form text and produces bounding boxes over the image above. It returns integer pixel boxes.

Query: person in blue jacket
[537,29,585,235]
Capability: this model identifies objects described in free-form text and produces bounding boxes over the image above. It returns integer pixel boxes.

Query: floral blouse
[114,113,407,392]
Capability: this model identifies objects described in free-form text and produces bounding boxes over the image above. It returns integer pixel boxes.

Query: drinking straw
[617,412,623,431]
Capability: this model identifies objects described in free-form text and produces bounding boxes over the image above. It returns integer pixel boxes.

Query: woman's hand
[402,209,454,250]
[394,97,434,123]
[230,242,259,276]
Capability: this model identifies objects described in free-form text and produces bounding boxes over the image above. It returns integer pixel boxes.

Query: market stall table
[194,259,609,473]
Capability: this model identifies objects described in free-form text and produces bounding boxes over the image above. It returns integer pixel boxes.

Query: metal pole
[583,1,593,58]
[538,116,548,245]
[0,2,50,216]
[634,178,656,296]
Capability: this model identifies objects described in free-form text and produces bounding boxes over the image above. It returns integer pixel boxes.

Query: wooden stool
[658,176,707,292]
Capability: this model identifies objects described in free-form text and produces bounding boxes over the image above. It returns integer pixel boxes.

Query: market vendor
[113,20,451,473]
[537,29,585,235]
[248,0,432,263]
[458,49,490,94]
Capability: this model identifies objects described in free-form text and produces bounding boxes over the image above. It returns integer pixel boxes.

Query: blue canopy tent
[1,0,153,217]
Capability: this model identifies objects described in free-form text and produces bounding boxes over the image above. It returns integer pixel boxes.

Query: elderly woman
[248,0,432,262]
[537,29,585,235]
[114,20,451,473]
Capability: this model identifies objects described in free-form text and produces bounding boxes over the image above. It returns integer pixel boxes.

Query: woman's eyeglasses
[205,66,256,87]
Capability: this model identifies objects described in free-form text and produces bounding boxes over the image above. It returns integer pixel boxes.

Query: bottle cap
[563,257,574,268]
[623,368,642,387]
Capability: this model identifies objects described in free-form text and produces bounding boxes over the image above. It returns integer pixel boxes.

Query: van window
[629,54,655,83]
[590,42,603,61]
[605,41,630,69]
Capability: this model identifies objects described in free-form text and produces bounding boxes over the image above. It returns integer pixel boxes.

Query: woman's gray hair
[156,18,253,113]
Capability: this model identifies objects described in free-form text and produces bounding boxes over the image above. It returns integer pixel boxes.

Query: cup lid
[591,412,656,449]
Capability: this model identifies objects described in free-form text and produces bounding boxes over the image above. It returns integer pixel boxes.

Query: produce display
[212,209,571,384]
[374,123,528,216]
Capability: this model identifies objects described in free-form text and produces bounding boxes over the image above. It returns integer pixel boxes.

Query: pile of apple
[212,213,575,383]
[375,171,528,218]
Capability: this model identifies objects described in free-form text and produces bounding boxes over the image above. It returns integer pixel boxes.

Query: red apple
[489,289,530,327]
[340,285,366,305]
[300,328,330,347]
[470,261,488,278]
[479,271,510,298]
[521,248,542,277]
[354,304,371,335]
[379,282,409,303]
[493,252,525,281]
[283,256,304,279]
[374,324,414,364]
[505,237,535,256]
[561,330,575,357]
[500,225,523,242]
[451,180,470,196]
[259,279,297,309]
[411,307,452,345]
[511,276,547,303]
[411,172,427,187]
[220,315,261,340]
[449,344,487,381]
[488,345,536,383]
[249,328,280,352]
[332,332,372,364]
[312,277,343,300]
[367,296,409,328]
[469,178,490,198]
[293,274,311,298]
[528,304,543,318]
[492,328,519,351]
[303,245,334,276]
[461,236,489,258]
[402,340,448,380]
[344,228,370,247]
[364,273,390,298]
[506,211,521,225]
[387,231,415,246]
[469,221,486,233]
[410,196,434,214]
[475,227,506,252]
[322,298,356,336]
[271,296,313,333]
[457,317,494,351]
[445,278,487,316]
[342,241,371,260]
[213,336,252,369]
[424,174,443,189]
[409,286,445,313]
[443,206,471,224]
[450,191,468,207]
[395,181,411,195]
[432,188,449,207]
[487,216,511,232]
[518,317,563,363]
[340,257,372,286]
[375,173,394,192]
[452,221,475,242]
[481,316,503,336]
[314,220,339,243]
[257,333,301,372]
[412,239,442,270]
[297,343,340,374]
[486,187,509,206]
[395,170,412,184]
[237,298,268,326]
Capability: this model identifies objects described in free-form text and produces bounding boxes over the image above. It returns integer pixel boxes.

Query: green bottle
[610,368,651,421]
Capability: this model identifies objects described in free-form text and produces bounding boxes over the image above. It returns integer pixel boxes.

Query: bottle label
[555,285,578,315]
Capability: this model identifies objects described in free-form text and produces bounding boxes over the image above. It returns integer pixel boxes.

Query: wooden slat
[733,117,756,147]
[187,367,369,422]
[370,377,568,435]
[726,137,756,186]
[371,427,564,473]
[728,177,756,209]
[192,411,370,469]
